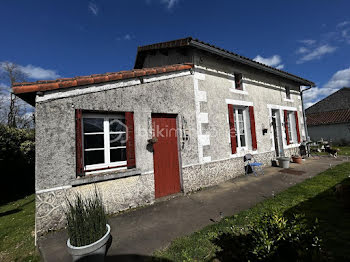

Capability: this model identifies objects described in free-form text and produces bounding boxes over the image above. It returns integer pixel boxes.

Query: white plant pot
[67,224,111,262]
[277,157,290,168]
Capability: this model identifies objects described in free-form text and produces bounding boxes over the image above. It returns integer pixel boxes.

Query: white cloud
[116,34,134,41]
[337,21,350,28]
[88,2,98,16]
[19,64,60,80]
[296,47,309,54]
[297,44,337,64]
[253,55,284,69]
[303,67,350,108]
[161,0,179,9]
[0,82,10,93]
[298,39,316,45]
[324,67,350,89]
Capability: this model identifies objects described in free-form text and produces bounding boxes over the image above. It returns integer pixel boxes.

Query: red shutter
[249,106,258,150]
[294,111,301,143]
[125,112,136,168]
[284,110,290,145]
[75,109,84,177]
[228,104,237,154]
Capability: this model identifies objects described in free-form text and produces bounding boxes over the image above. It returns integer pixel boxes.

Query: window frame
[233,106,249,150]
[82,113,127,172]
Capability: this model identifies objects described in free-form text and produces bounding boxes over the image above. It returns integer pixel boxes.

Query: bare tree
[0,61,33,128]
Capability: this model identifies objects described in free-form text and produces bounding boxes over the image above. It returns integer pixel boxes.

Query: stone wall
[36,172,154,236]
[182,151,275,192]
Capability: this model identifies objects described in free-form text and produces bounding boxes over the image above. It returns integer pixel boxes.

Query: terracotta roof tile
[306,109,350,126]
[12,63,194,95]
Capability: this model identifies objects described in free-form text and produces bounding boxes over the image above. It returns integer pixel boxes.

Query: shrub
[213,212,324,262]
[65,189,108,247]
[0,124,35,204]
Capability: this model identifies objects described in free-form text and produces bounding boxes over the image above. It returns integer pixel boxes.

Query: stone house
[306,87,350,144]
[13,37,314,236]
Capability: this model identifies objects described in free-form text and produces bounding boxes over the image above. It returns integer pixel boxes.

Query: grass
[310,146,350,156]
[0,194,40,262]
[335,146,350,155]
[155,162,350,261]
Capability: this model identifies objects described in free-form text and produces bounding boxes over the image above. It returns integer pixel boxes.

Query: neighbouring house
[306,87,350,144]
[13,37,315,237]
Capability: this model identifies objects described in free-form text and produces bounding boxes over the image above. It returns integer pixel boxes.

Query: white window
[286,111,297,144]
[233,107,250,149]
[83,114,127,171]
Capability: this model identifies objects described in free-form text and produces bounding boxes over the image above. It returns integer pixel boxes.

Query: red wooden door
[152,114,181,198]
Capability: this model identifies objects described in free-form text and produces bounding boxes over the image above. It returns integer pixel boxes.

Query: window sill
[284,143,300,149]
[71,168,142,186]
[230,149,258,158]
[229,88,248,95]
[284,98,294,102]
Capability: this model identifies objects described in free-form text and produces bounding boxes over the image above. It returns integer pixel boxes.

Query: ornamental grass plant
[65,188,108,247]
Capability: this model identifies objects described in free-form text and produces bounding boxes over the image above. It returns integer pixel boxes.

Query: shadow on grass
[284,177,350,261]
[212,178,350,262]
[0,197,34,217]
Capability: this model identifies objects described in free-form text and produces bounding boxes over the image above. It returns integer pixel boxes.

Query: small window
[285,87,291,99]
[83,114,127,171]
[234,73,243,90]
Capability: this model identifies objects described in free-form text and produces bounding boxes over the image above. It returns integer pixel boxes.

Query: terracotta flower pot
[292,156,302,164]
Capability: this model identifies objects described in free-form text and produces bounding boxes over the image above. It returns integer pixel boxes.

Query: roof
[135,37,315,87]
[306,109,350,126]
[306,87,350,114]
[12,63,194,106]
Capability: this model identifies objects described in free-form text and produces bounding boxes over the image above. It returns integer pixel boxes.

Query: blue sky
[1,0,350,108]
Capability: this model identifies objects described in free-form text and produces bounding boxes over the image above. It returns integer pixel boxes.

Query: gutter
[189,40,315,87]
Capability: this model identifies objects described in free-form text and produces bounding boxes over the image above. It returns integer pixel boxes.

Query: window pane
[240,135,246,147]
[110,134,126,147]
[109,118,126,132]
[110,148,126,162]
[84,134,104,149]
[83,118,104,133]
[233,110,238,146]
[84,150,104,165]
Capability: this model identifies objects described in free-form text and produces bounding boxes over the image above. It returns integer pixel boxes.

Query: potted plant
[291,155,303,164]
[65,189,111,262]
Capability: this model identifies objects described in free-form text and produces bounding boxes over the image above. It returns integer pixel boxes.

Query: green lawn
[336,146,350,155]
[0,194,40,262]
[156,162,350,261]
[311,146,350,156]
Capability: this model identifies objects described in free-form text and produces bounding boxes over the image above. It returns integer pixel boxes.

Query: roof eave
[189,40,315,87]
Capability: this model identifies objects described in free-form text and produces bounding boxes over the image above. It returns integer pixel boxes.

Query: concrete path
[38,156,348,261]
